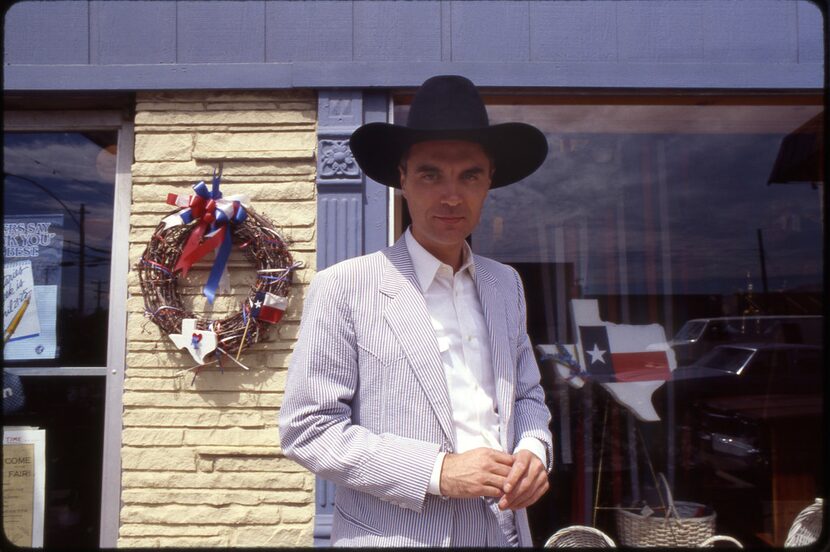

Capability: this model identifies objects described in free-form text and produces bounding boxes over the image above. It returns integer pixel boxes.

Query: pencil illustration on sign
[3,261,40,344]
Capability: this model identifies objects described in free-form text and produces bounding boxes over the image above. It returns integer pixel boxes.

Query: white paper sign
[3,427,46,548]
[4,260,41,343]
[4,214,63,360]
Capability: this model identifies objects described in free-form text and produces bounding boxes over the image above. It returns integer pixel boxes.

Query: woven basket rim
[616,503,715,523]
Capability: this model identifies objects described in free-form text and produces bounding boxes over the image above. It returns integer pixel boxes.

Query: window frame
[3,109,133,547]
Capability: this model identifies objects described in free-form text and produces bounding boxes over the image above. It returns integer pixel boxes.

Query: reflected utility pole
[79,203,85,313]
[94,280,103,311]
[757,228,769,311]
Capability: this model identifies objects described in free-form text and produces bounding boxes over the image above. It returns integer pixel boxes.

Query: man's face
[399,140,493,262]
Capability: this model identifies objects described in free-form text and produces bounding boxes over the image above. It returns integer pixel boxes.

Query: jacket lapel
[380,239,457,448]
[473,258,514,450]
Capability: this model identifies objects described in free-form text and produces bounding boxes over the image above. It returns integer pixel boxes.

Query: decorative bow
[164,169,248,303]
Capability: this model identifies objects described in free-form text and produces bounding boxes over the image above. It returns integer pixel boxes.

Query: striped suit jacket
[279,235,553,547]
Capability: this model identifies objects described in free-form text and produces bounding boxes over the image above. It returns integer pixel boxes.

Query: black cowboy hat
[349,75,548,189]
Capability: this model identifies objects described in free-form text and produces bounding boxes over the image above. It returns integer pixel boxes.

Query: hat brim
[349,122,548,188]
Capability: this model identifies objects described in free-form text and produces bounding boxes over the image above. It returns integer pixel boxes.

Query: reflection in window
[3,132,117,366]
[394,98,823,547]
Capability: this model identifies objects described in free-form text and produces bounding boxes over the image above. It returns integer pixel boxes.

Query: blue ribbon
[176,170,247,304]
[204,229,233,304]
[200,172,247,304]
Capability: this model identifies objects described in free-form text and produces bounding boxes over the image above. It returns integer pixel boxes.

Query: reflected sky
[395,102,823,297]
[4,132,117,313]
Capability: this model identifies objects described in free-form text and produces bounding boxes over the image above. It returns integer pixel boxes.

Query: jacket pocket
[334,503,383,536]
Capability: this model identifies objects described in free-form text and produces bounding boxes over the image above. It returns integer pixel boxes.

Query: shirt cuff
[427,451,446,495]
[515,437,547,467]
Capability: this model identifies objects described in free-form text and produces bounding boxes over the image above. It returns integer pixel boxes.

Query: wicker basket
[615,474,716,547]
[544,525,617,548]
[784,498,823,547]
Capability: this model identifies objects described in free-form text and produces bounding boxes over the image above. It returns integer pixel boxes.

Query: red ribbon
[174,194,223,276]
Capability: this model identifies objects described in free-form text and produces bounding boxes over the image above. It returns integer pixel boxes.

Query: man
[279,75,552,547]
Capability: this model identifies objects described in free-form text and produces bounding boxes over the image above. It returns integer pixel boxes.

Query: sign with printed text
[3,214,63,360]
[3,427,45,547]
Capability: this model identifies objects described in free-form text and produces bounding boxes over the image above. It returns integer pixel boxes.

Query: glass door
[3,111,133,548]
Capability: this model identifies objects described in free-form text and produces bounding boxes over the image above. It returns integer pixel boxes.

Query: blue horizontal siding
[3,0,824,91]
[176,1,266,63]
[354,1,442,62]
[89,1,176,65]
[6,61,821,90]
[4,1,89,65]
[265,0,353,62]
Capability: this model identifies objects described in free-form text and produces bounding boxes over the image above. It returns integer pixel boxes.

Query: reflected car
[664,343,823,475]
[669,316,822,366]
[667,342,821,400]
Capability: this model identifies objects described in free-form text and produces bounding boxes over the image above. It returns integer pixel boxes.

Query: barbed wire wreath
[136,168,301,379]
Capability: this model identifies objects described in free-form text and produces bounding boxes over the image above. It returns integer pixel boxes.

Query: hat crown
[406,75,489,131]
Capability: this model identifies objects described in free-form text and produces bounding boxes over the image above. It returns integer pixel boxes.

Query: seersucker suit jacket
[279,235,553,547]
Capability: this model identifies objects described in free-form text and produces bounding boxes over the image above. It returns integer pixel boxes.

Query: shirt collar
[404,227,476,292]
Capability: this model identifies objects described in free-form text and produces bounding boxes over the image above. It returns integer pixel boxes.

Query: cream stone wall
[121,91,317,547]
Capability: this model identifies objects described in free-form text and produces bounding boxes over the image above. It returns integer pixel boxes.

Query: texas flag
[251,291,287,324]
[570,299,677,422]
[579,325,671,382]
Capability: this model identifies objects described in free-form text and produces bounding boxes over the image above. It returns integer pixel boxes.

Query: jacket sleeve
[510,267,555,472]
[278,268,439,513]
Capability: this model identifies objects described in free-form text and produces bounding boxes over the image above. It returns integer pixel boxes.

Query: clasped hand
[439,447,549,510]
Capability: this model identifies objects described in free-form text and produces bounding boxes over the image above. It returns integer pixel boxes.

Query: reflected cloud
[471,106,823,296]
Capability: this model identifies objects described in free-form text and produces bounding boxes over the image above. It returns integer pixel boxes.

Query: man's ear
[398,165,407,197]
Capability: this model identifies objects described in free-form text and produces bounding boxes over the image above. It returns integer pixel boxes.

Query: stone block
[156,536,229,547]
[131,160,204,178]
[121,504,280,525]
[183,428,279,448]
[244,181,315,202]
[277,322,300,340]
[218,160,315,177]
[121,488,312,507]
[134,133,194,162]
[232,524,313,547]
[136,110,315,127]
[122,408,280,428]
[121,447,196,471]
[118,537,159,547]
[121,390,284,409]
[187,370,287,393]
[254,201,316,227]
[122,428,185,446]
[280,504,315,524]
[126,352,191,369]
[121,471,306,490]
[194,133,315,161]
[212,456,306,474]
[120,524,223,537]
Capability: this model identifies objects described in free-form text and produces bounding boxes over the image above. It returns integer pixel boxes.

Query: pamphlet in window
[3,214,63,360]
[3,427,46,548]
[4,261,41,342]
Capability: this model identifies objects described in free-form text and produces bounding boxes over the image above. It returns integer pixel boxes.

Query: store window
[395,95,823,547]
[4,131,117,366]
[3,112,132,548]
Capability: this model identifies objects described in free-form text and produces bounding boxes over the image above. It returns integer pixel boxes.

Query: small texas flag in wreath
[578,325,671,383]
[252,291,287,324]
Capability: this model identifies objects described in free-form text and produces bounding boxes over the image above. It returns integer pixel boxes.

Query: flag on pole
[251,291,287,324]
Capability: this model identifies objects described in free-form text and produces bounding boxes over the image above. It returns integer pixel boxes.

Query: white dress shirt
[403,229,546,496]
